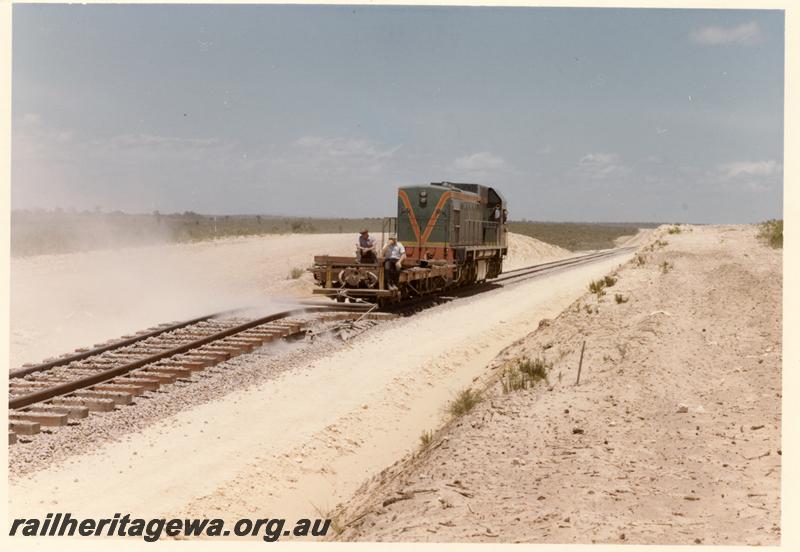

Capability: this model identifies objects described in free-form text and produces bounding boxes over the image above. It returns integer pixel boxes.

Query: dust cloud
[9,233,355,368]
[9,231,566,369]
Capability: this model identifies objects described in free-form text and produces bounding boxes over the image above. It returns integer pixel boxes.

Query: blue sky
[12,5,784,222]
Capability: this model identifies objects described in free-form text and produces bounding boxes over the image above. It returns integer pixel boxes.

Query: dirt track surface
[9,231,581,523]
[335,225,781,545]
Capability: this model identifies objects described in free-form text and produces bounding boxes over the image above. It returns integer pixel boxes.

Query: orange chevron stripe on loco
[420,190,473,244]
[419,191,453,245]
[397,189,421,241]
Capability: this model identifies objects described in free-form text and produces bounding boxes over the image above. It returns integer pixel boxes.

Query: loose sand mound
[9,231,565,368]
[504,233,570,270]
[614,228,654,248]
[334,225,781,545]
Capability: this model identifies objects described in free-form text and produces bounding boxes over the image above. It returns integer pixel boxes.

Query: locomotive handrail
[380,216,397,251]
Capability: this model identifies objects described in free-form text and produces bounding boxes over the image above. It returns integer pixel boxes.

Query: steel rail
[10,249,635,409]
[494,247,634,284]
[497,254,601,276]
[8,311,250,380]
[11,302,369,380]
[10,312,223,380]
[9,306,335,410]
[386,247,635,314]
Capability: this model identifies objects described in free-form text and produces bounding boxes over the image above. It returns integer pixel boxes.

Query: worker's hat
[360,228,369,234]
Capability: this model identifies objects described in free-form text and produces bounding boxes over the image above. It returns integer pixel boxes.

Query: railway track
[8,247,633,445]
[494,246,635,284]
[389,246,635,314]
[8,305,386,444]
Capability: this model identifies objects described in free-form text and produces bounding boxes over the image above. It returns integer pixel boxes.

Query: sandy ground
[8,235,618,529]
[9,233,350,368]
[614,228,654,248]
[502,233,568,270]
[9,232,567,368]
[334,225,782,545]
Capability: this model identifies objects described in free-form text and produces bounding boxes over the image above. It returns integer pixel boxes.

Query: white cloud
[705,160,782,194]
[292,135,401,159]
[108,133,222,150]
[580,152,618,165]
[575,152,631,179]
[284,135,403,182]
[19,112,43,127]
[718,160,780,179]
[690,22,762,45]
[450,151,508,173]
[91,133,237,168]
[13,118,79,163]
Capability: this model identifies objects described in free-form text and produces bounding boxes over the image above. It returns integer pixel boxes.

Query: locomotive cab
[398,182,507,264]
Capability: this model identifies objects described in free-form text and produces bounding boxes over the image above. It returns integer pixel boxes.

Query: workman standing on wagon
[356,229,376,264]
[382,235,406,290]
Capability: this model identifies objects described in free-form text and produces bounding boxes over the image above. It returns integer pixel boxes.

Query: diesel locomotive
[311,182,508,305]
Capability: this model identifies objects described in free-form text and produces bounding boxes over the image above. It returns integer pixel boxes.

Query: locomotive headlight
[419,190,428,207]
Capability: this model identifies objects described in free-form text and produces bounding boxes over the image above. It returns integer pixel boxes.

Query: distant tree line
[11,209,662,257]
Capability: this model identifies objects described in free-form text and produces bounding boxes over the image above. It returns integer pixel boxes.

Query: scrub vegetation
[501,356,550,394]
[11,210,386,257]
[508,221,659,251]
[447,388,483,418]
[757,219,783,249]
[12,210,660,257]
[588,273,618,297]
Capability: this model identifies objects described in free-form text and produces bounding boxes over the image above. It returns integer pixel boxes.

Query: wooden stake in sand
[576,340,586,385]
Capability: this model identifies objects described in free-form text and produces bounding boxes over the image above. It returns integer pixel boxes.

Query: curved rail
[10,312,225,380]
[494,247,635,284]
[11,302,369,380]
[9,306,358,411]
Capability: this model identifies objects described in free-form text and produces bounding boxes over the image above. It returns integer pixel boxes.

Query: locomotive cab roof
[401,181,505,207]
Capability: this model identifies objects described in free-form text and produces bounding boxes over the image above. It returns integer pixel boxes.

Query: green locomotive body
[312,182,507,304]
